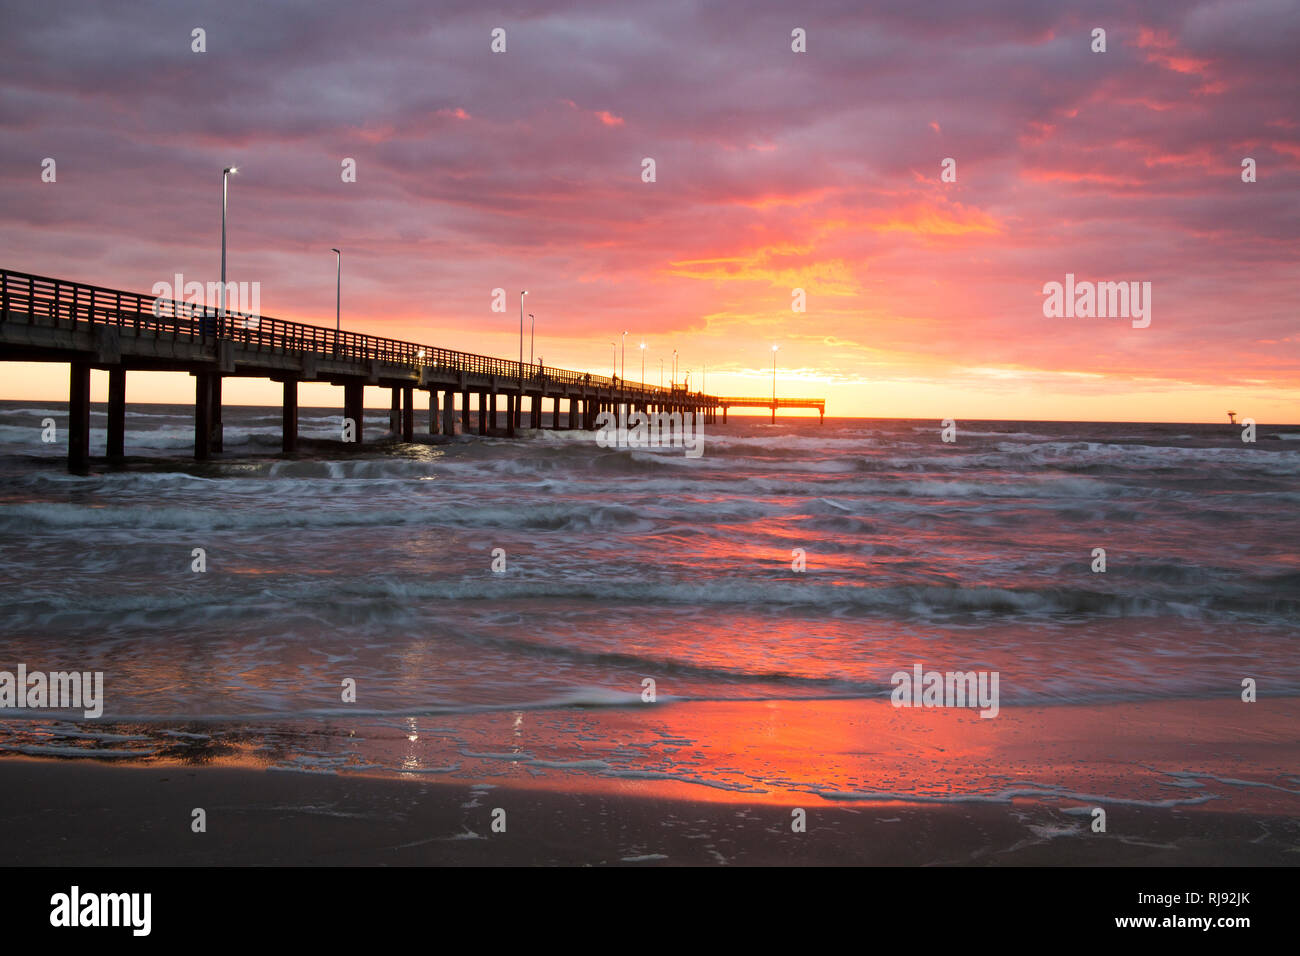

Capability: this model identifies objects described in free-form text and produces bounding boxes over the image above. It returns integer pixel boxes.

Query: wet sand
[4,697,1298,866]
[2,756,1297,866]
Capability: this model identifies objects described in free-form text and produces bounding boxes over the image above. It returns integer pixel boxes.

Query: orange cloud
[863,202,1002,236]
[1136,27,1213,76]
[727,187,840,210]
[664,242,858,295]
[562,100,624,126]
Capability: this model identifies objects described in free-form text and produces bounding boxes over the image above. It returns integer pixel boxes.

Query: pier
[717,395,826,425]
[0,269,827,471]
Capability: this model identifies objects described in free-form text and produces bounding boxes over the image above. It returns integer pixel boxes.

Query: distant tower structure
[1227,410,1238,425]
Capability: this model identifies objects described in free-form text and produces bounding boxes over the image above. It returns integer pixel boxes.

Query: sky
[1,0,1297,421]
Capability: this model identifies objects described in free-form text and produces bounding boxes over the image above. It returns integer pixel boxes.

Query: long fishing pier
[0,269,826,472]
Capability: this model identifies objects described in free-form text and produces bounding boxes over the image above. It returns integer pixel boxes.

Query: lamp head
[224,166,238,175]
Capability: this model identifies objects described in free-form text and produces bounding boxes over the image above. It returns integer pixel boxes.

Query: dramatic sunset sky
[1,0,1296,421]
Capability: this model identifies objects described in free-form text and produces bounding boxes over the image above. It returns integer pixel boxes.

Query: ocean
[1,401,1297,812]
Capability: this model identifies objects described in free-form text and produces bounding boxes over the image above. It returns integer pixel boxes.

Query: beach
[2,696,1298,865]
[3,699,1298,867]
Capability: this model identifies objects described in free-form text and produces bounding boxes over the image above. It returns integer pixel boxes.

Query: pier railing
[0,268,716,401]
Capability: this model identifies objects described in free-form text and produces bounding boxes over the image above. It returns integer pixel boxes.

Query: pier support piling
[194,371,213,461]
[343,382,364,444]
[282,379,298,454]
[443,389,456,436]
[68,360,91,474]
[401,385,414,441]
[107,366,125,463]
[211,375,223,452]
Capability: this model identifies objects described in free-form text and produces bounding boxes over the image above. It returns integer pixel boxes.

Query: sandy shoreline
[4,697,1298,865]
[1,757,1296,866]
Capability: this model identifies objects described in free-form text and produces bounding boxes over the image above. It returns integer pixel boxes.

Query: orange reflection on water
[387,696,1300,814]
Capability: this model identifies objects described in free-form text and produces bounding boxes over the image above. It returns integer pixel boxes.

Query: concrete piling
[68,360,91,473]
[107,366,125,463]
[282,379,298,453]
[343,382,365,445]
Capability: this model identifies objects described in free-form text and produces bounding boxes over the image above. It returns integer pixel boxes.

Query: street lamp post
[640,342,646,384]
[621,330,628,381]
[672,349,678,388]
[330,248,341,352]
[611,342,617,379]
[659,358,664,388]
[529,313,535,366]
[220,166,238,333]
[518,291,528,373]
